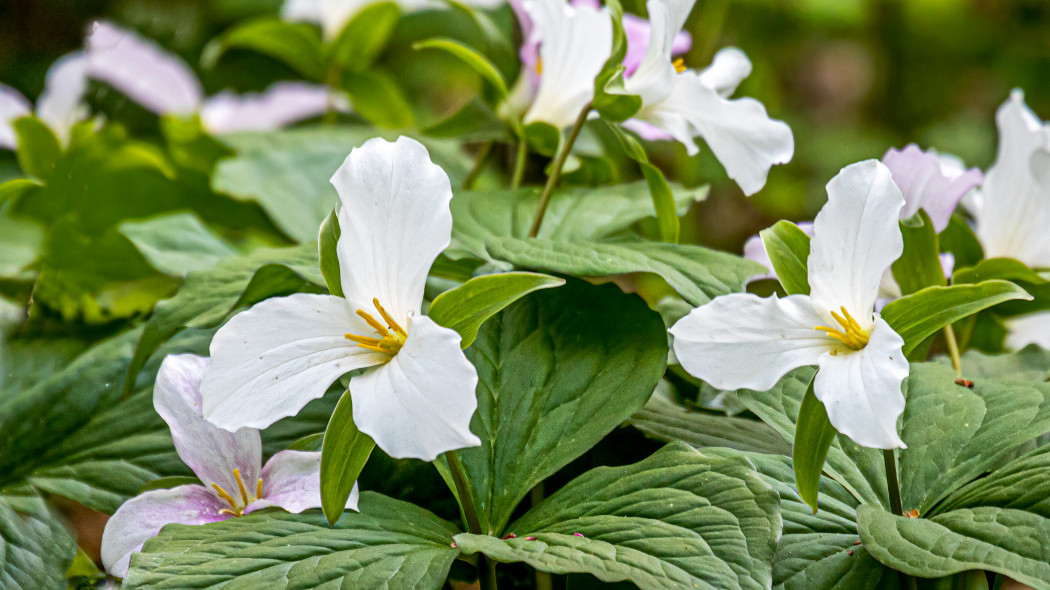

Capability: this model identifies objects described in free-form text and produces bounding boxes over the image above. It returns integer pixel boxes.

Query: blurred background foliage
[1,0,1048,265]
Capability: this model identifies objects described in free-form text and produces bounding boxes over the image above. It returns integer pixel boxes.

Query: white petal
[1005,311,1050,350]
[623,0,692,104]
[201,82,345,134]
[522,0,612,129]
[154,354,262,496]
[808,160,904,327]
[697,47,752,97]
[669,293,832,391]
[975,90,1050,267]
[0,84,31,150]
[814,317,908,449]
[633,71,793,195]
[332,136,453,323]
[100,485,227,578]
[85,20,203,116]
[251,450,359,514]
[35,52,89,146]
[202,293,386,431]
[281,0,369,39]
[350,315,480,461]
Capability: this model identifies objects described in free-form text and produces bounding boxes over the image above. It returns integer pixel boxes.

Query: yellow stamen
[219,508,239,516]
[212,483,238,511]
[357,310,390,337]
[345,334,382,346]
[213,469,265,518]
[345,298,408,356]
[233,468,249,505]
[673,58,686,73]
[814,306,871,351]
[536,58,543,75]
[372,298,407,337]
[256,478,263,500]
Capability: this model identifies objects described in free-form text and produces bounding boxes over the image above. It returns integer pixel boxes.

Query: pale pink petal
[201,82,346,134]
[246,450,359,515]
[882,144,983,233]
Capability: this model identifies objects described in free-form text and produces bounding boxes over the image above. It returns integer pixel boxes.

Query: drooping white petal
[154,354,262,496]
[1004,311,1050,350]
[350,315,480,461]
[623,0,692,104]
[100,485,227,577]
[522,0,612,129]
[281,0,370,40]
[201,82,346,134]
[246,450,359,514]
[975,90,1050,268]
[621,9,691,77]
[669,293,832,391]
[35,52,89,146]
[84,20,203,116]
[0,84,31,149]
[202,293,386,431]
[881,144,983,233]
[808,160,904,327]
[814,317,908,449]
[332,136,453,322]
[698,47,752,97]
[633,71,794,195]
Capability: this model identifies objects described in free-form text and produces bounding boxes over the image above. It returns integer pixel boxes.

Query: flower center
[814,306,871,351]
[673,58,686,74]
[212,468,262,517]
[345,298,407,356]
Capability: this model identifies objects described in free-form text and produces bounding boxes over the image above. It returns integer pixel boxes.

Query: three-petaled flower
[670,160,909,449]
[200,136,481,462]
[101,354,352,577]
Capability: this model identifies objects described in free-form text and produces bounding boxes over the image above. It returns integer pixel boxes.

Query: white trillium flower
[0,52,89,149]
[671,160,909,449]
[622,0,793,195]
[283,0,504,41]
[201,136,481,462]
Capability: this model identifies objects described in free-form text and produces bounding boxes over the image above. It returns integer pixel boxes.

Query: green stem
[883,449,917,590]
[323,65,343,126]
[445,451,494,589]
[527,102,591,238]
[511,136,528,189]
[531,483,552,590]
[943,323,962,377]
[462,141,494,190]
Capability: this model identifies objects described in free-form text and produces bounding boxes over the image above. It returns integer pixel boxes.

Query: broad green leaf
[793,378,838,513]
[413,38,509,100]
[891,211,946,295]
[939,213,983,269]
[448,181,706,262]
[957,345,1050,383]
[203,17,326,81]
[881,280,1032,355]
[0,215,43,278]
[952,257,1048,286]
[443,279,667,535]
[328,2,401,72]
[942,444,1050,516]
[0,178,42,206]
[123,493,461,589]
[318,209,343,296]
[214,127,469,242]
[486,236,764,306]
[119,212,237,276]
[422,97,508,141]
[857,505,1050,589]
[602,121,680,242]
[343,70,416,128]
[629,381,791,456]
[0,486,75,590]
[760,220,811,295]
[427,271,564,348]
[321,391,375,525]
[13,117,61,179]
[454,444,780,590]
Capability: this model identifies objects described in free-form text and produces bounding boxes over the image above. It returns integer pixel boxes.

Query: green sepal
[759,220,811,295]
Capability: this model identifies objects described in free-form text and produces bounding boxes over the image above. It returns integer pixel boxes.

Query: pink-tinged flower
[0,52,89,149]
[881,144,983,233]
[672,161,908,449]
[200,137,481,462]
[622,0,793,195]
[100,354,354,578]
[200,82,349,134]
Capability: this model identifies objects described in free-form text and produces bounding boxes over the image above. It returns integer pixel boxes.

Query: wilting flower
[101,354,352,578]
[882,144,983,233]
[84,21,345,133]
[671,160,909,449]
[201,136,480,461]
[0,53,88,149]
[622,0,793,195]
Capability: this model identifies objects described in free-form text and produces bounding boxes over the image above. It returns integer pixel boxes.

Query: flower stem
[527,102,591,238]
[531,483,552,590]
[511,137,528,189]
[462,141,494,190]
[883,449,917,590]
[445,451,495,589]
[943,323,962,377]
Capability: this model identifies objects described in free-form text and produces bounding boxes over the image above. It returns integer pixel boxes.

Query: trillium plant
[2,2,1050,590]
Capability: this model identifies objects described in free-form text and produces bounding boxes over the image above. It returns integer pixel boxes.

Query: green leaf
[343,70,416,128]
[951,257,1048,286]
[321,391,375,525]
[942,444,1050,516]
[422,97,508,141]
[793,377,838,513]
[0,177,42,207]
[413,38,509,100]
[203,17,326,81]
[881,280,1032,355]
[591,0,642,122]
[318,209,343,297]
[0,486,75,590]
[0,215,43,278]
[857,504,1050,589]
[427,271,565,348]
[328,2,401,72]
[939,213,984,270]
[602,121,680,242]
[442,278,667,535]
[13,117,61,179]
[214,127,469,242]
[485,236,763,306]
[957,346,1050,383]
[119,212,237,276]
[454,444,780,590]
[759,220,811,295]
[139,476,203,492]
[891,210,946,296]
[123,493,461,589]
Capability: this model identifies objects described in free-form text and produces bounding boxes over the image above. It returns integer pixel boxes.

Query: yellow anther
[673,58,686,74]
[213,469,264,518]
[212,483,238,511]
[345,299,408,356]
[372,298,407,338]
[256,478,263,500]
[233,468,249,505]
[219,508,239,516]
[815,306,871,351]
[357,310,390,337]
[536,58,543,75]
